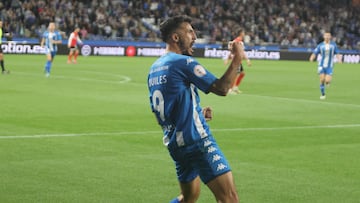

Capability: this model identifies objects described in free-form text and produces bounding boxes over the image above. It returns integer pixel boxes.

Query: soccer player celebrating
[0,20,10,74]
[309,32,342,99]
[67,27,83,64]
[40,22,62,77]
[148,15,242,203]
[224,28,251,94]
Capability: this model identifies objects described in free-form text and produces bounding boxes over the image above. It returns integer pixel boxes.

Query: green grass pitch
[0,54,359,202]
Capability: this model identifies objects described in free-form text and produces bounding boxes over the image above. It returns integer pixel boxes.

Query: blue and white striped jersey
[42,30,62,52]
[313,41,339,68]
[148,52,217,149]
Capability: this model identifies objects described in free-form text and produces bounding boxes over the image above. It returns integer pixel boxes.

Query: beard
[183,47,194,56]
[178,38,194,56]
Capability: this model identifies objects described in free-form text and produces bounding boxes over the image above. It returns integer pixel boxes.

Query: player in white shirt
[67,28,83,64]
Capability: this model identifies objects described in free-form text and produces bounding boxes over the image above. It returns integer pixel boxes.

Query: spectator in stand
[0,0,358,50]
[80,26,88,39]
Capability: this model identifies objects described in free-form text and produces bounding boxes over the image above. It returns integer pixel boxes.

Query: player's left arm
[77,35,83,45]
[240,43,251,66]
[334,43,342,63]
[336,54,343,63]
[53,32,63,44]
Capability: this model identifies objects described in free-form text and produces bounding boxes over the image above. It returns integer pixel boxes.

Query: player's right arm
[40,31,47,47]
[309,44,320,62]
[40,37,45,48]
[208,42,242,96]
[334,43,342,64]
[309,53,316,62]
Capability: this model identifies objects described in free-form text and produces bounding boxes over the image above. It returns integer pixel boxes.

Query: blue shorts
[318,66,333,75]
[44,48,57,59]
[168,136,231,184]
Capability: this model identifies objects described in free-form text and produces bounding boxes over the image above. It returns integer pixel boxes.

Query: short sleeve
[177,56,217,93]
[333,43,339,54]
[57,32,62,40]
[313,44,320,55]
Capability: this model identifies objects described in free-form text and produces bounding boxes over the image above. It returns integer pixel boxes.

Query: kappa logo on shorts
[204,139,212,147]
[216,163,227,171]
[194,65,206,77]
[212,154,221,162]
[207,146,217,153]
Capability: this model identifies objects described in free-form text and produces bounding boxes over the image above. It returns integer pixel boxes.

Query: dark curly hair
[159,15,192,43]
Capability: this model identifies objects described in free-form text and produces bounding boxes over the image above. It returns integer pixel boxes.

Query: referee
[0,20,10,74]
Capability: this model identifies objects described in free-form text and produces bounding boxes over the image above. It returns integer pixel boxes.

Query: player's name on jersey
[148,75,167,87]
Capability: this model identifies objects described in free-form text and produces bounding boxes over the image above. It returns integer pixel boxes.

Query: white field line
[13,71,360,107]
[241,93,360,108]
[211,124,360,132]
[1,124,359,139]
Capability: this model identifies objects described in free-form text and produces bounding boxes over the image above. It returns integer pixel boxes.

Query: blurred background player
[0,20,11,74]
[224,28,251,94]
[67,27,83,64]
[40,22,62,77]
[309,32,342,100]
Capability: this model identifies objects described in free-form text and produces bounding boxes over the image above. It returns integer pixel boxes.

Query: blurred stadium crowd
[1,0,359,49]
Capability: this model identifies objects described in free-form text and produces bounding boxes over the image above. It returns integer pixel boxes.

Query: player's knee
[182,188,200,202]
[216,189,239,203]
[183,194,200,203]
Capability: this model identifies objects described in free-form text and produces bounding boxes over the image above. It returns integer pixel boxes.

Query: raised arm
[208,42,242,96]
